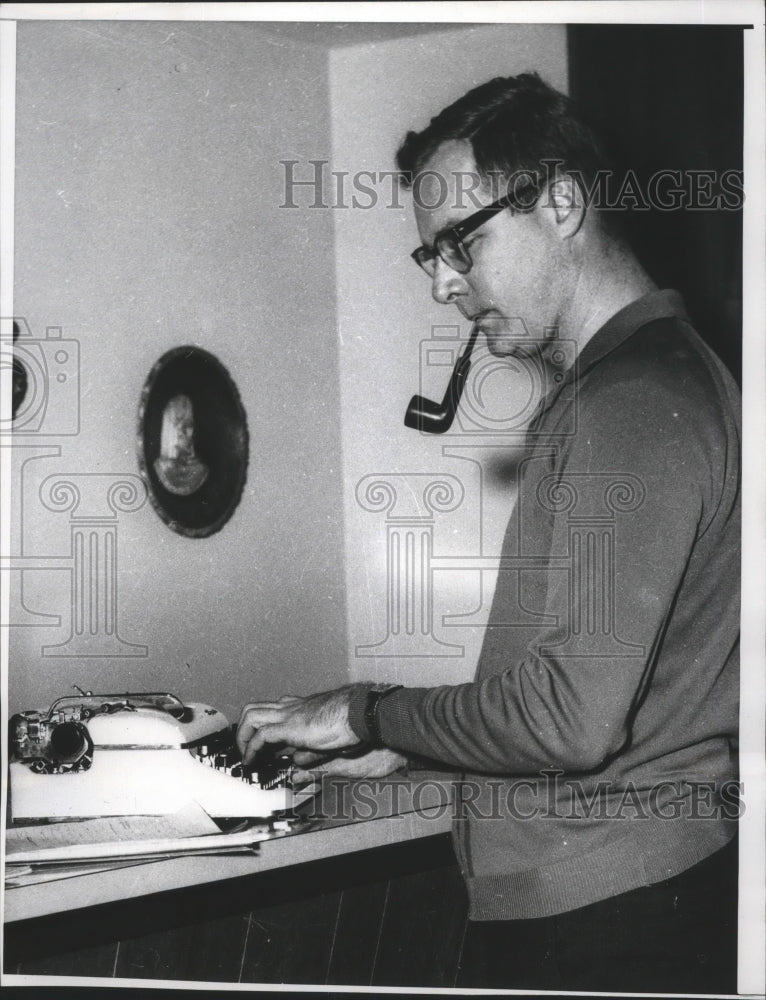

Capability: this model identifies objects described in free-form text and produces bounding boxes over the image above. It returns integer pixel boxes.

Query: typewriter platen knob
[49,721,92,766]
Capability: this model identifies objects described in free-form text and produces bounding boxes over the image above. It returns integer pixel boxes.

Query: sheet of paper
[5,824,285,869]
[6,802,219,856]
[5,858,152,889]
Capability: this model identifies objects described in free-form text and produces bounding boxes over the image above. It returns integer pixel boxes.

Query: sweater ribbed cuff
[347,683,377,743]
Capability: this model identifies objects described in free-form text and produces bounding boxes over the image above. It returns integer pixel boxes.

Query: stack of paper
[5,804,292,888]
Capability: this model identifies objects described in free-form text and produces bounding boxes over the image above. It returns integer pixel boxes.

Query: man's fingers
[291,767,321,788]
[291,750,324,767]
[236,704,291,755]
[291,767,323,799]
[237,685,356,760]
[238,701,290,722]
[241,729,265,765]
[236,712,263,756]
[236,719,255,757]
[297,755,361,778]
[240,722,289,765]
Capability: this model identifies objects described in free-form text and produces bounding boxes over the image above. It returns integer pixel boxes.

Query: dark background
[569,24,744,383]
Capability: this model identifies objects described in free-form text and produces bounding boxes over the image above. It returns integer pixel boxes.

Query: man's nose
[431,257,466,306]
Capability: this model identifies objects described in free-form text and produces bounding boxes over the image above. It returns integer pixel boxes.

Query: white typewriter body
[9,692,292,821]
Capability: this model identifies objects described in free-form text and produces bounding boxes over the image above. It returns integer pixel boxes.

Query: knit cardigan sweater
[349,290,740,920]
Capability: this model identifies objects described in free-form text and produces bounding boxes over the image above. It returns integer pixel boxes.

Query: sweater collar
[530,290,688,431]
[570,288,689,384]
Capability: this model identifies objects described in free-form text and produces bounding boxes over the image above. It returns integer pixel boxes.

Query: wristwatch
[363,684,403,748]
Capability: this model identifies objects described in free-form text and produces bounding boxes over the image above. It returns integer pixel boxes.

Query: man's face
[413,140,570,357]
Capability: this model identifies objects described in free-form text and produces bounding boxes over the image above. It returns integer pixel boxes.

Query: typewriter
[8,690,296,822]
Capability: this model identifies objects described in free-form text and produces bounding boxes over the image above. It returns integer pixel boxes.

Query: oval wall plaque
[137,346,249,538]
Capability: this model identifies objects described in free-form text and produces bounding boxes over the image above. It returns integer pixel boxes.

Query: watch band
[363,684,403,748]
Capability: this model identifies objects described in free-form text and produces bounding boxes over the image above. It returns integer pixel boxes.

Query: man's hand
[236,686,359,766]
[291,747,407,797]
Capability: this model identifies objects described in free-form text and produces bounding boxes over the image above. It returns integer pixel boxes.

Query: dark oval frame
[137,346,249,539]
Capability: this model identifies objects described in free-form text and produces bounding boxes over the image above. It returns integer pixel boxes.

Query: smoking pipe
[404,325,480,433]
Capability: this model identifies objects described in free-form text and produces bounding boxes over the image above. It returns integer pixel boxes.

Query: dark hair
[396,73,611,210]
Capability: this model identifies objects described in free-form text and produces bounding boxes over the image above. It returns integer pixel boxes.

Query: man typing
[237,74,740,993]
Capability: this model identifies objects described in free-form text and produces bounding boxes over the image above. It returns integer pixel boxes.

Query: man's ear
[546,174,586,239]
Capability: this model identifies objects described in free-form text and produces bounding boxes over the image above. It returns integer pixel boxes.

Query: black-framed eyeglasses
[411,183,540,277]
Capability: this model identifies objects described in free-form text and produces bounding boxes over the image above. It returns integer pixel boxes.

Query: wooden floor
[4,833,470,988]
